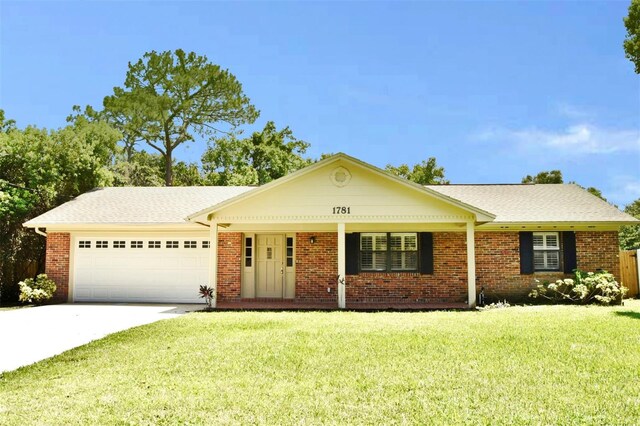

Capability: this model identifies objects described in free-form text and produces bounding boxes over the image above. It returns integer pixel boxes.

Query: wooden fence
[620,250,639,298]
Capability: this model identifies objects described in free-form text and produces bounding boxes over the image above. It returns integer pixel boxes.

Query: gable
[189,155,494,224]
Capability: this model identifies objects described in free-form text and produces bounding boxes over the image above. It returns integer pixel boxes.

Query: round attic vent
[330,166,351,187]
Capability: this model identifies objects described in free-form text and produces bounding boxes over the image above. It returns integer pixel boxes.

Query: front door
[256,234,284,298]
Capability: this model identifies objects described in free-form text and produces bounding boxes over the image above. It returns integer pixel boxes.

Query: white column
[466,221,476,309]
[337,222,346,309]
[209,223,219,308]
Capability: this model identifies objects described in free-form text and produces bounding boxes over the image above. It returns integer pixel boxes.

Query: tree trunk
[164,150,173,186]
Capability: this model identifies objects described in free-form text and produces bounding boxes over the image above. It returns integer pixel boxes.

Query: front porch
[215,299,469,311]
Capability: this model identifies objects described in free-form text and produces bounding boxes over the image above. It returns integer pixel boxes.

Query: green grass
[2,302,640,425]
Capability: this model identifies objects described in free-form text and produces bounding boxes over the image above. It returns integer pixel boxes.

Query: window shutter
[562,231,577,273]
[345,233,359,275]
[419,232,434,274]
[519,232,534,274]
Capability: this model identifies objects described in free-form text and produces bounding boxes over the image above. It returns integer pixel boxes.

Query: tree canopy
[522,170,563,184]
[0,111,120,302]
[624,0,640,73]
[90,49,258,185]
[385,157,449,185]
[620,199,640,249]
[202,121,310,186]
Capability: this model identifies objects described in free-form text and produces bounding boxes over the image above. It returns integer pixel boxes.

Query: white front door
[255,234,284,298]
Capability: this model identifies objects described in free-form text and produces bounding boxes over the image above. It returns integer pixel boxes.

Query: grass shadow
[614,311,640,320]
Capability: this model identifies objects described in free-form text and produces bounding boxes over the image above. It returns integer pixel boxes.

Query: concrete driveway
[0,303,202,373]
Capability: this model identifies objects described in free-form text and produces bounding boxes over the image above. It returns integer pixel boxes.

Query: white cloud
[476,123,640,155]
[607,175,640,207]
[555,103,592,119]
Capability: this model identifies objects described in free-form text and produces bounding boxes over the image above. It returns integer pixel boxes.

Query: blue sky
[1,1,638,206]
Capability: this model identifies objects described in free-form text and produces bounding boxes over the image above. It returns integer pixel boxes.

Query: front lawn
[1,302,640,424]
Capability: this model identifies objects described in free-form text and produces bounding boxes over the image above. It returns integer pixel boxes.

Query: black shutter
[562,231,577,273]
[419,232,434,274]
[345,233,360,275]
[519,232,534,274]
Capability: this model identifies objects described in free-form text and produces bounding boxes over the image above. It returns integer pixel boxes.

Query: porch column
[466,221,476,309]
[209,222,219,308]
[337,222,346,309]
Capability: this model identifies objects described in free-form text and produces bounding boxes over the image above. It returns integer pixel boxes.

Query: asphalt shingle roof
[24,183,637,226]
[24,186,254,226]
[428,184,635,223]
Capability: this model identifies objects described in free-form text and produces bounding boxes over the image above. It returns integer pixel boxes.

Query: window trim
[533,231,561,272]
[359,232,419,273]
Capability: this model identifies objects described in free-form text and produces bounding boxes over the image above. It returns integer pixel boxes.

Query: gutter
[34,227,47,237]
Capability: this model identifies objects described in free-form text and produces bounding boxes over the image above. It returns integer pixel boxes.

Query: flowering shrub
[477,300,511,311]
[529,270,626,305]
[18,274,56,304]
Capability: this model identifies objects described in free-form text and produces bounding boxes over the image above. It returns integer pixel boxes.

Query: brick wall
[576,231,620,277]
[295,232,338,302]
[346,232,468,303]
[45,232,70,303]
[475,231,621,302]
[217,232,242,300]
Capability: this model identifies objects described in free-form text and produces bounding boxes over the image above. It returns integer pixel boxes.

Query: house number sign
[332,206,351,214]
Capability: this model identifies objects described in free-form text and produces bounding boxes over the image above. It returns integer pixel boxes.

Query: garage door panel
[73,238,210,303]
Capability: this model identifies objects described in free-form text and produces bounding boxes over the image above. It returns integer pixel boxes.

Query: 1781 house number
[332,206,351,214]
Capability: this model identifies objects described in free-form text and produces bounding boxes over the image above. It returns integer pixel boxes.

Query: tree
[385,157,449,185]
[0,113,120,302]
[620,199,640,249]
[522,170,563,184]
[97,49,258,185]
[202,121,310,186]
[624,0,640,73]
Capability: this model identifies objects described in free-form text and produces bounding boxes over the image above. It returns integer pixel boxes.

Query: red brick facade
[217,232,242,300]
[45,232,70,302]
[475,231,620,301]
[44,230,621,305]
[346,232,468,303]
[295,232,339,302]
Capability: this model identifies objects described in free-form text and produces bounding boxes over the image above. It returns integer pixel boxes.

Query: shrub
[529,270,626,305]
[199,285,214,308]
[18,274,56,304]
[477,300,511,311]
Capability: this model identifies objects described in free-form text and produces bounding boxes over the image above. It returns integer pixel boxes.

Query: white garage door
[73,237,210,303]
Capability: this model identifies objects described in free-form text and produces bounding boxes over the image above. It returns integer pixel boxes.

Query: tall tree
[522,170,563,184]
[385,157,449,185]
[522,170,608,201]
[620,199,640,249]
[202,121,310,186]
[98,49,258,185]
[624,0,640,73]
[0,113,120,302]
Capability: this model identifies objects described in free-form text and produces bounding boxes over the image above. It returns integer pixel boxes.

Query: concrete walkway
[0,303,202,373]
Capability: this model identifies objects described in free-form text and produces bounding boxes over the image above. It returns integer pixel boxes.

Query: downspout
[35,227,47,237]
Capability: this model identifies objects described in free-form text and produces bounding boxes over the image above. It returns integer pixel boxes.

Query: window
[245,237,252,267]
[184,241,197,249]
[360,233,419,272]
[390,233,418,271]
[148,241,161,249]
[96,241,108,249]
[78,241,91,249]
[533,232,560,271]
[113,241,126,248]
[131,241,143,249]
[202,241,210,249]
[286,237,294,267]
[166,241,179,249]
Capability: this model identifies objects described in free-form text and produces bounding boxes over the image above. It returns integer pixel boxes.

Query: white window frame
[533,232,561,271]
[360,232,418,272]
